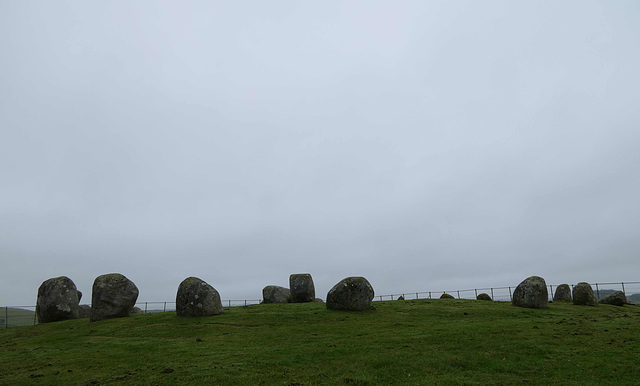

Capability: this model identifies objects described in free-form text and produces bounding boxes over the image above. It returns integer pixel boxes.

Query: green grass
[1,300,639,384]
[1,308,37,328]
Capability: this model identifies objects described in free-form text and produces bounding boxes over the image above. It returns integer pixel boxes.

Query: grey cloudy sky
[2,1,640,306]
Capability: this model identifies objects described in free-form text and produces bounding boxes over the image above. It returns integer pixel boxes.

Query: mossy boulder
[289,273,315,303]
[397,295,405,301]
[476,293,492,301]
[553,284,572,302]
[176,277,223,317]
[440,293,455,299]
[599,291,627,306]
[90,273,139,322]
[36,276,80,323]
[262,285,291,304]
[326,277,375,311]
[572,282,598,306]
[512,276,548,309]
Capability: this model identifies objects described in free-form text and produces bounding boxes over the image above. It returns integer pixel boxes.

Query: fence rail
[374,281,640,303]
[3,282,639,329]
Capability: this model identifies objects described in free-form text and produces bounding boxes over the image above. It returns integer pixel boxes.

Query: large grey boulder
[176,277,223,317]
[289,273,315,303]
[512,276,548,309]
[440,293,455,299]
[326,277,375,311]
[599,291,627,306]
[90,273,139,322]
[262,285,291,304]
[553,284,572,302]
[572,282,598,306]
[36,276,80,323]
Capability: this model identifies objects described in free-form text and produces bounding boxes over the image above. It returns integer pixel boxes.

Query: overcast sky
[2,1,640,306]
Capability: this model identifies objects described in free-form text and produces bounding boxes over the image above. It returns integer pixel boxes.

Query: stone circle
[289,273,315,303]
[512,276,548,309]
[90,273,139,322]
[36,276,81,323]
[599,291,627,306]
[476,293,492,301]
[262,285,291,304]
[572,282,598,306]
[326,277,375,311]
[553,284,572,302]
[176,277,223,317]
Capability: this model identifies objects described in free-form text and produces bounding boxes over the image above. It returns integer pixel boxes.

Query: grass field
[1,299,639,384]
[0,308,36,328]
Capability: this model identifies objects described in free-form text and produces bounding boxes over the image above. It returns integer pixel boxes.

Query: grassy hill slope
[1,300,639,384]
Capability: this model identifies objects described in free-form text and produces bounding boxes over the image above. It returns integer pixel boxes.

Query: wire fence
[374,281,640,303]
[2,282,638,329]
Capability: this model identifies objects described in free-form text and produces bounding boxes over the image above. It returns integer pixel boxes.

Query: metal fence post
[475,289,478,298]
[621,282,626,294]
[428,292,431,299]
[145,302,148,314]
[163,302,166,312]
[457,290,460,299]
[491,288,494,299]
[595,283,600,299]
[508,287,512,301]
[549,285,553,301]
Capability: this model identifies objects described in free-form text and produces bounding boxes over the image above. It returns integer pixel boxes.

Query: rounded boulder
[176,277,223,317]
[572,282,598,306]
[289,273,315,303]
[476,293,492,301]
[326,277,375,311]
[262,285,291,304]
[553,284,572,302]
[599,291,627,306]
[90,273,139,322]
[512,276,548,309]
[36,276,80,323]
[440,293,455,299]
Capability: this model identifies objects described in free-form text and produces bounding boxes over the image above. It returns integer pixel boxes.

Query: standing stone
[476,293,492,301]
[599,291,627,306]
[262,285,291,304]
[289,273,315,303]
[440,293,455,299]
[77,305,91,319]
[572,282,598,306]
[326,277,375,311]
[36,276,80,323]
[90,273,139,322]
[553,284,572,302]
[176,277,223,317]
[512,276,548,309]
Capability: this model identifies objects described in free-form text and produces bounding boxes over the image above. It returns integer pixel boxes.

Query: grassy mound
[1,300,639,384]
